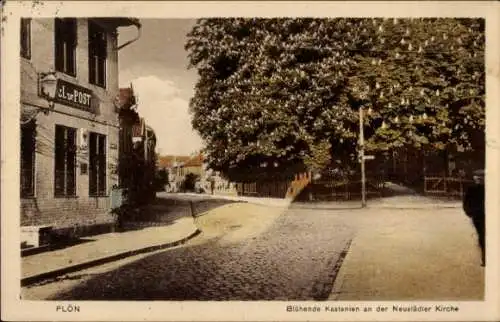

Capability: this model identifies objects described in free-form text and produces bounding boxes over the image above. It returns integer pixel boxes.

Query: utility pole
[359,106,366,208]
[143,120,148,162]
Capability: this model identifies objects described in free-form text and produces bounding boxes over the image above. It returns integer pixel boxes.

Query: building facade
[156,155,191,192]
[117,85,157,207]
[20,18,140,233]
[157,154,237,195]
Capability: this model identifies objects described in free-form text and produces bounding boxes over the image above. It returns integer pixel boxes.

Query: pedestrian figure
[463,169,485,266]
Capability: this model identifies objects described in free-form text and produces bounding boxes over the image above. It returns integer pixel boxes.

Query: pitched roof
[157,155,191,168]
[118,87,136,109]
[184,153,204,167]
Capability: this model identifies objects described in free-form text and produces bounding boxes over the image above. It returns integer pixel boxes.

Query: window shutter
[89,132,97,195]
[54,19,65,72]
[66,128,76,196]
[98,135,107,194]
[54,126,65,196]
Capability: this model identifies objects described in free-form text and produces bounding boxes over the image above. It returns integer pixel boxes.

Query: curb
[180,193,292,209]
[21,244,52,257]
[328,237,356,301]
[21,229,202,287]
[290,204,461,210]
[368,204,462,210]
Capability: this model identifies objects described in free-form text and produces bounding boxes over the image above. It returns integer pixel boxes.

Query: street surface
[22,200,353,300]
[21,193,484,301]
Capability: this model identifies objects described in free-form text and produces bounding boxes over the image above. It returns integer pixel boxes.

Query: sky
[118,19,203,157]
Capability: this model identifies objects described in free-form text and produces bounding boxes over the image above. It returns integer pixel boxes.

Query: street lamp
[38,71,58,112]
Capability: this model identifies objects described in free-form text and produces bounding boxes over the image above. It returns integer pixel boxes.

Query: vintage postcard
[1,1,499,321]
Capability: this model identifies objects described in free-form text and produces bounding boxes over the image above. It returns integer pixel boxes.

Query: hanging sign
[54,79,94,112]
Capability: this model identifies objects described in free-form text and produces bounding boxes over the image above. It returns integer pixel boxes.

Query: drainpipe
[117,21,142,51]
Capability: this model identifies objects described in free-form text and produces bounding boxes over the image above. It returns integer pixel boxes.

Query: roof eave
[90,17,141,29]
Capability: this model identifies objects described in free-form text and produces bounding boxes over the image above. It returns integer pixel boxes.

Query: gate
[424,176,472,199]
[308,170,386,201]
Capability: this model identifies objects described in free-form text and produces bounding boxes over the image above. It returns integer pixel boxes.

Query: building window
[20,18,31,59]
[88,21,107,88]
[20,121,36,197]
[55,18,77,76]
[54,125,76,197]
[89,132,107,196]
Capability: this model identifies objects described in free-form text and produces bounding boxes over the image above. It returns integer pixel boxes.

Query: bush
[154,168,169,191]
[181,173,200,192]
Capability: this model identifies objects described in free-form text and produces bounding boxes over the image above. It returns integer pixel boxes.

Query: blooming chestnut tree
[185,18,484,178]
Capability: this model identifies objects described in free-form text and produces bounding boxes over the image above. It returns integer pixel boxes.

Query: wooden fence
[234,174,473,200]
[236,181,291,198]
[235,172,311,199]
[424,176,473,198]
[309,177,386,201]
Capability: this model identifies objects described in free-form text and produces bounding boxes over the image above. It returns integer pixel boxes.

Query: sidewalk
[290,196,461,210]
[329,207,485,300]
[373,181,462,209]
[21,194,289,287]
[180,192,292,208]
[183,187,462,210]
[368,195,462,209]
[21,207,200,286]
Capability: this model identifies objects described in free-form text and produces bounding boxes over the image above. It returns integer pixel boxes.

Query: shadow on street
[44,206,354,301]
[120,194,243,230]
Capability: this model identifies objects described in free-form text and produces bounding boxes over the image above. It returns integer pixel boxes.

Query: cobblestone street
[6,12,494,322]
[21,198,483,301]
[24,204,355,301]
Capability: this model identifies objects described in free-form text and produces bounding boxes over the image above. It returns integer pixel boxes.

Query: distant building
[182,153,205,177]
[117,86,139,192]
[157,155,191,192]
[20,18,141,240]
[117,85,157,205]
[157,153,236,195]
[157,154,203,192]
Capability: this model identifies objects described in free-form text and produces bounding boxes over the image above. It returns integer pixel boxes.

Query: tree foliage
[185,18,484,178]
